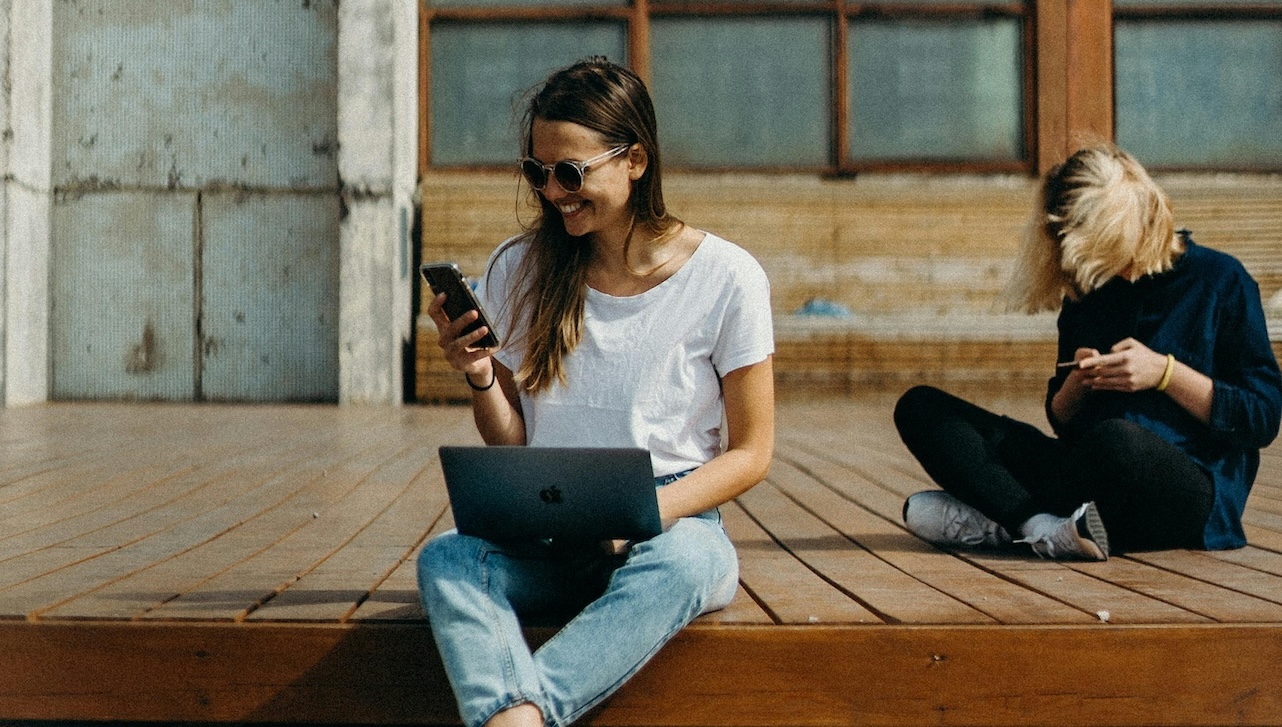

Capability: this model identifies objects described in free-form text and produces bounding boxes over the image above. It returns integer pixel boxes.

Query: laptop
[438,446,663,543]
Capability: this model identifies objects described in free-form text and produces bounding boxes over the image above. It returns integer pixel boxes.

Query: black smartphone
[420,262,501,349]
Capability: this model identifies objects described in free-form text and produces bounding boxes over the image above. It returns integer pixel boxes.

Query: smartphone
[420,262,500,349]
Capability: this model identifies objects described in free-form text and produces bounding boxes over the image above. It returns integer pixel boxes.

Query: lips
[557,200,585,216]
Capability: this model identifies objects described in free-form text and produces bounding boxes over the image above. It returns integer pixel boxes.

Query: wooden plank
[1056,556,1282,623]
[721,501,882,625]
[766,451,1092,625]
[26,408,474,621]
[246,445,450,622]
[4,620,1281,727]
[603,624,1282,727]
[136,437,439,622]
[1127,549,1282,608]
[739,475,997,625]
[1208,545,1282,578]
[9,434,405,620]
[692,583,774,626]
[349,511,458,623]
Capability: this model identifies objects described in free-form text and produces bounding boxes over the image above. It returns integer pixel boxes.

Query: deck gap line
[1058,558,1233,624]
[240,444,439,622]
[771,450,908,532]
[0,420,335,528]
[734,492,902,625]
[771,451,1145,623]
[1,438,345,582]
[0,462,203,550]
[726,573,782,626]
[763,466,1028,625]
[339,492,454,624]
[777,438,923,503]
[1123,550,1282,608]
[1243,540,1282,557]
[37,436,405,620]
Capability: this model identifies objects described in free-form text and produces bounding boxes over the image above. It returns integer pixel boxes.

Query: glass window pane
[1115,20,1282,169]
[650,18,830,168]
[848,19,1023,162]
[430,22,627,165]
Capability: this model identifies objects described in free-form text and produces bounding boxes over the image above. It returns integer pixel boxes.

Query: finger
[436,309,479,344]
[1074,347,1103,367]
[426,293,456,328]
[458,325,494,352]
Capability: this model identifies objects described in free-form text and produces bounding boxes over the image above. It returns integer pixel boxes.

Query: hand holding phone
[421,262,500,350]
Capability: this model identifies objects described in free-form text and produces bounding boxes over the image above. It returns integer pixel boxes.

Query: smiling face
[529,118,644,243]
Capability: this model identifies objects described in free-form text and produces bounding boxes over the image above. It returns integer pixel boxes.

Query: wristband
[1155,353,1175,392]
[465,367,496,392]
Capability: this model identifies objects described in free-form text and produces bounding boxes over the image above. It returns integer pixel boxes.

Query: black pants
[893,385,1215,553]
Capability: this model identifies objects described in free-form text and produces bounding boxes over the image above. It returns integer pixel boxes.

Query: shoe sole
[1075,502,1110,560]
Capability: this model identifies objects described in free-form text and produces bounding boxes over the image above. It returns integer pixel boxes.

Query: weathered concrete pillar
[336,0,418,405]
[2,0,53,407]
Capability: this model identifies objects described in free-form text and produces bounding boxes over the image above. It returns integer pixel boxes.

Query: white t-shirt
[479,232,774,477]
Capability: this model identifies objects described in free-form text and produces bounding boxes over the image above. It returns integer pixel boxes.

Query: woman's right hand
[427,292,497,380]
[1050,347,1101,424]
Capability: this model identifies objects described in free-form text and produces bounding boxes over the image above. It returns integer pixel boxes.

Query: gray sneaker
[902,491,1013,548]
[1017,501,1109,561]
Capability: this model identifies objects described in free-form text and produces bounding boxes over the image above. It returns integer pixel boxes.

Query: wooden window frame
[1109,2,1282,172]
[417,0,1127,178]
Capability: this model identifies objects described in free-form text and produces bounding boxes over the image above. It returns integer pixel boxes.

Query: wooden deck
[3,398,1282,726]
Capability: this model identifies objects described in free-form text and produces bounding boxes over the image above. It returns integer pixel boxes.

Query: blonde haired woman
[895,145,1281,560]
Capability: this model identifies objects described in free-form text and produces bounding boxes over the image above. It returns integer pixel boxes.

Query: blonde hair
[1004,145,1183,313]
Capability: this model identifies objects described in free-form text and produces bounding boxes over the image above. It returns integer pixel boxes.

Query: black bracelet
[465,368,496,392]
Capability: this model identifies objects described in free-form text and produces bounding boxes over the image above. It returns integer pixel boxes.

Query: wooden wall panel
[416,171,1282,402]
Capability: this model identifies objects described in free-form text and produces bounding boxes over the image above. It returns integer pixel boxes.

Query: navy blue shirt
[1045,236,1282,549]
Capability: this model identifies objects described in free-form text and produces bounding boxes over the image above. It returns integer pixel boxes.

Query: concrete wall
[0,0,415,406]
[3,0,54,407]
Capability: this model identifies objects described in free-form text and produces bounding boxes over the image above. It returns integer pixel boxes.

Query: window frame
[1110,2,1282,172]
[418,1,1037,176]
[417,2,1282,176]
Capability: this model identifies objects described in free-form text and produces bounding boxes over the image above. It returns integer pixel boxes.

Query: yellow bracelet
[1155,353,1175,392]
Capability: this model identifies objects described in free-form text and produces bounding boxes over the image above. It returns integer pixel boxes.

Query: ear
[627,144,648,181]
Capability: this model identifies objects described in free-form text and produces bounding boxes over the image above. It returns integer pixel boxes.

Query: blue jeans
[416,476,738,727]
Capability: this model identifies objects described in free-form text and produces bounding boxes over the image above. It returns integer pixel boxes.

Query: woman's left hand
[1078,337,1169,392]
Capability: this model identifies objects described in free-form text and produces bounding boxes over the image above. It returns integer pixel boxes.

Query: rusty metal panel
[199,192,339,402]
[50,192,197,401]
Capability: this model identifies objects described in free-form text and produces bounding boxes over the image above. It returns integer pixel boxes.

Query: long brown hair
[1004,144,1182,313]
[496,58,681,393]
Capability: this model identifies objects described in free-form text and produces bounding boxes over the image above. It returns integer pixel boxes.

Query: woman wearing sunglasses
[418,58,774,727]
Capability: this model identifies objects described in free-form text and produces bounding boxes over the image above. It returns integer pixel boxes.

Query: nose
[540,174,570,200]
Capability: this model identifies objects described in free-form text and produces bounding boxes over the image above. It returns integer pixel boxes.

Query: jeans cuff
[475,696,546,727]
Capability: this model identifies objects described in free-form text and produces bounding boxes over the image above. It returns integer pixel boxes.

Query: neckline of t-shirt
[586,231,713,302]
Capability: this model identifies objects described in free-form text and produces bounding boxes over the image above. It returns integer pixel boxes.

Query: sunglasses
[519,144,631,193]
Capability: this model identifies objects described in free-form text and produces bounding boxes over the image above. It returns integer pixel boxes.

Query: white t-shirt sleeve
[710,243,774,376]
